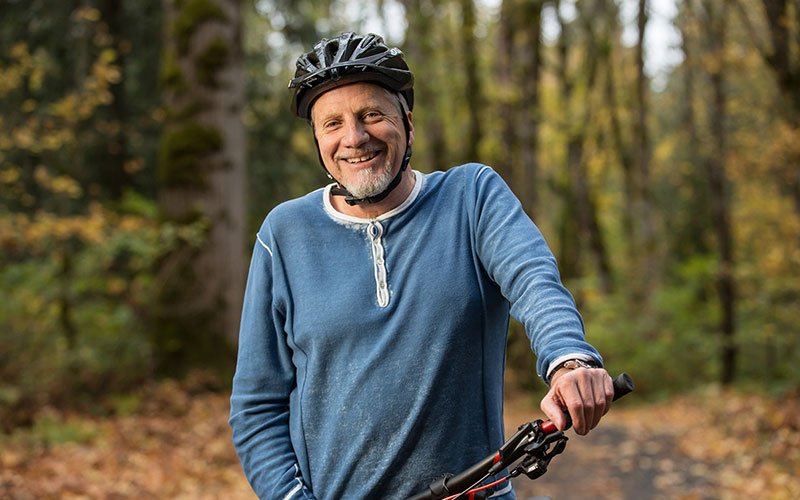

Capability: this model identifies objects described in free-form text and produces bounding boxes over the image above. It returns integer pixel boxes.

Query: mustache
[334,149,381,161]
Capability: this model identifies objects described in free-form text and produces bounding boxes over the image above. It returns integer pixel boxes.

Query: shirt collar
[323,170,424,224]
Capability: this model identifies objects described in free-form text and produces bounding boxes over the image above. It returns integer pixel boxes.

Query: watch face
[564,360,592,370]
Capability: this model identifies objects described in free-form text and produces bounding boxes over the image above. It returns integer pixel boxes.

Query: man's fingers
[573,374,598,435]
[601,374,614,415]
[540,390,568,431]
[590,383,604,431]
[587,378,605,430]
[544,368,615,435]
[584,372,612,432]
[565,387,589,435]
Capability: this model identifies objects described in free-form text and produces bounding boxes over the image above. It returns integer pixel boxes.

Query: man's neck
[330,169,416,219]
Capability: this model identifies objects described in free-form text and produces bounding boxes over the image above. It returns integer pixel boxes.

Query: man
[230,32,614,500]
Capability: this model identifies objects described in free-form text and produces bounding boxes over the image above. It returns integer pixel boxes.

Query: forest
[1,0,799,497]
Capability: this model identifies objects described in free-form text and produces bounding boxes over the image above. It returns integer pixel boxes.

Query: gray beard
[343,161,395,199]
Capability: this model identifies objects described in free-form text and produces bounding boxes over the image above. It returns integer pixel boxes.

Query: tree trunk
[553,0,581,281]
[516,0,544,215]
[156,0,246,373]
[496,0,545,211]
[703,0,737,385]
[733,0,800,213]
[401,0,447,170]
[496,0,518,183]
[676,1,711,258]
[574,2,614,293]
[761,0,800,110]
[553,0,613,292]
[759,0,800,213]
[100,0,132,200]
[601,0,636,259]
[633,0,658,294]
[460,0,483,163]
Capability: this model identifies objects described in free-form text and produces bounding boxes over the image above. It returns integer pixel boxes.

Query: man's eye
[364,112,381,119]
[324,120,340,128]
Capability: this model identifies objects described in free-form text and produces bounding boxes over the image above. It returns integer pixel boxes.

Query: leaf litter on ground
[1,381,798,499]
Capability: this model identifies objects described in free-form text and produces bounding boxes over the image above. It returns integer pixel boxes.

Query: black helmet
[289,32,414,119]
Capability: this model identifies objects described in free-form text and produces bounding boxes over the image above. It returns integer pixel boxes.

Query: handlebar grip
[557,372,634,431]
[612,373,634,401]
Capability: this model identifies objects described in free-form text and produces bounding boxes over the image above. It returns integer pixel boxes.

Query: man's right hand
[539,367,614,435]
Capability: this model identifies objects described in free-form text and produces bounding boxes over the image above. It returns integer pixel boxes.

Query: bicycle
[407,373,635,500]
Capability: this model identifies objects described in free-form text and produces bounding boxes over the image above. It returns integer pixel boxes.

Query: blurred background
[1,0,798,498]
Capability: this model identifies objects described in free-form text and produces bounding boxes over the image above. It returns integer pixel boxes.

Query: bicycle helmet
[289,32,414,119]
[288,32,415,206]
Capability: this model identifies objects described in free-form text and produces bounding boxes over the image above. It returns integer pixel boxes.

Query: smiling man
[312,83,415,216]
[229,32,614,500]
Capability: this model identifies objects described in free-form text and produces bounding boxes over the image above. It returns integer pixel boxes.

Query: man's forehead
[310,83,398,119]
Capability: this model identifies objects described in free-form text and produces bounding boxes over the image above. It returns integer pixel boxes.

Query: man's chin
[346,185,387,199]
[339,170,394,199]
[344,178,393,199]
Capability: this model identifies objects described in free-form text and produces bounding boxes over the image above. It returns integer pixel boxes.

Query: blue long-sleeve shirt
[229,164,603,499]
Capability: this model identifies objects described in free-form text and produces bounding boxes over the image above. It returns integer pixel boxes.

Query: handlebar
[407,373,635,500]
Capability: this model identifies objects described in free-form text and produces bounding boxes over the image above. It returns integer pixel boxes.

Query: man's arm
[470,165,613,435]
[229,234,315,499]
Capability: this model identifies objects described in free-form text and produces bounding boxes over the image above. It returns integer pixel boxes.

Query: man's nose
[341,120,369,148]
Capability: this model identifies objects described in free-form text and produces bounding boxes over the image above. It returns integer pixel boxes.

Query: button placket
[367,221,389,307]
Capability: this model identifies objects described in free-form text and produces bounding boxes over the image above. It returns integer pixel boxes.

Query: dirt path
[505,413,716,500]
[2,386,797,499]
[502,394,713,500]
[504,390,798,500]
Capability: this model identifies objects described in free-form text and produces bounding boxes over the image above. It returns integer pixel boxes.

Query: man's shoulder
[428,163,496,182]
[259,187,325,232]
[423,163,499,194]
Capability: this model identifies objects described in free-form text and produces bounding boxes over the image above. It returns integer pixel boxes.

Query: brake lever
[511,430,569,480]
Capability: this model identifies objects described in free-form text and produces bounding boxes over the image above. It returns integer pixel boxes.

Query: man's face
[311,82,413,199]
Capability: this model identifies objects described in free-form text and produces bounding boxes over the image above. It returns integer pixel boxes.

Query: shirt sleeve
[229,229,315,500]
[470,165,603,379]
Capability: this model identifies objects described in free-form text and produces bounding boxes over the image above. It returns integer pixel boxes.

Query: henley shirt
[229,163,603,499]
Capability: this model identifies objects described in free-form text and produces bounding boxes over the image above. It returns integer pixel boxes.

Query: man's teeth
[345,152,377,164]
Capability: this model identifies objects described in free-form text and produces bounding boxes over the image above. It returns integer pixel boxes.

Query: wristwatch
[556,359,597,371]
[549,358,597,383]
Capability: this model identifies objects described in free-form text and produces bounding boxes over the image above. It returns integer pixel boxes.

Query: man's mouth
[341,151,380,164]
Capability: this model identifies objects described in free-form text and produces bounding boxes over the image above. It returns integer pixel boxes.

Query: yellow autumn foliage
[33,166,83,199]
[0,41,120,169]
[71,6,102,22]
[1,202,157,257]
